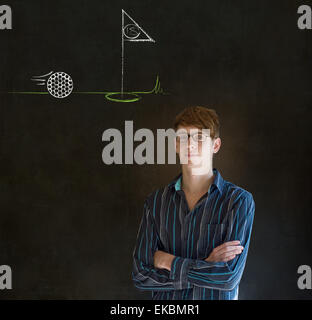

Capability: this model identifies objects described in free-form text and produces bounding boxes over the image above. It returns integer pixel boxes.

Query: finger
[222,254,237,262]
[220,249,243,261]
[221,252,239,261]
[216,245,244,256]
[215,241,240,249]
[214,249,242,261]
[213,241,241,252]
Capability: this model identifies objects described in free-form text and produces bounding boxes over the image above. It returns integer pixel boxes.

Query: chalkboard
[0,0,311,299]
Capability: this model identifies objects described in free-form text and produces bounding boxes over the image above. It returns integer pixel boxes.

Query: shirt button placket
[181,192,190,257]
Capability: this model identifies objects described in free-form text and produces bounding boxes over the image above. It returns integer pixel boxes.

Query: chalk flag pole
[121,9,155,98]
[121,9,125,97]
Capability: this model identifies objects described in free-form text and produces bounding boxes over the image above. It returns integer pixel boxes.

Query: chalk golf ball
[47,72,73,98]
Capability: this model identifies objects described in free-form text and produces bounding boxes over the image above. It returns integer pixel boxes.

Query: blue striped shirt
[132,168,255,300]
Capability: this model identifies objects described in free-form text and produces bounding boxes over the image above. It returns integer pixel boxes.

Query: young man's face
[175,125,221,175]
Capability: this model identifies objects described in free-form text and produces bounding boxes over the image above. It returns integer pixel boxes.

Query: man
[132,106,255,300]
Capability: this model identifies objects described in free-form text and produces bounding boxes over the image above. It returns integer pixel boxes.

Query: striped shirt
[132,167,255,300]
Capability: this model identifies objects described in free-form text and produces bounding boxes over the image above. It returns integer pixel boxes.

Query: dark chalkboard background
[0,0,311,299]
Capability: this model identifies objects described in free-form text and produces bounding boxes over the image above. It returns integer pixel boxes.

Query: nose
[188,141,199,153]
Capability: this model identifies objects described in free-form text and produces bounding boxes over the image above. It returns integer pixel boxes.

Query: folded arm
[132,201,179,291]
[132,192,255,291]
[170,192,255,291]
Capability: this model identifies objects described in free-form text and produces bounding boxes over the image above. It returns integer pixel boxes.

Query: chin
[186,159,203,167]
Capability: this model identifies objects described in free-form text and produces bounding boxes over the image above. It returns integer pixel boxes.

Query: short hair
[173,106,220,139]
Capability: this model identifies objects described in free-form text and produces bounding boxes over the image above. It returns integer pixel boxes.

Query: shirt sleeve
[168,192,255,291]
[132,200,188,291]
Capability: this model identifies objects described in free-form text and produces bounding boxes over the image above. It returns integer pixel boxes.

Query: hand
[153,250,175,271]
[205,240,244,263]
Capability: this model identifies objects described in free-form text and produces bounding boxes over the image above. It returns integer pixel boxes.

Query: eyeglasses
[176,132,210,142]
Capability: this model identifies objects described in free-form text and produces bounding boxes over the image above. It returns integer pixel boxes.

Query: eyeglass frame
[175,129,211,143]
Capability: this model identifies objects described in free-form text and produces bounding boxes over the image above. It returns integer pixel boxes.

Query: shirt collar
[169,168,224,194]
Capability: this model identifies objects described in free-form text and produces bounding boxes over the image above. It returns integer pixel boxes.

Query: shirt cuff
[169,256,194,290]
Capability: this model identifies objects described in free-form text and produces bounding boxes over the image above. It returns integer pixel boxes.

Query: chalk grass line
[7,75,168,96]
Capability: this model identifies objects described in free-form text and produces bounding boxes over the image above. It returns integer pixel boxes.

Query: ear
[213,137,221,153]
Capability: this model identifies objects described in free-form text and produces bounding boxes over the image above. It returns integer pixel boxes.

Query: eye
[194,133,204,141]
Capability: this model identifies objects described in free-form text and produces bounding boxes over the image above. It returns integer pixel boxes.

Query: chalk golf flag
[122,9,155,42]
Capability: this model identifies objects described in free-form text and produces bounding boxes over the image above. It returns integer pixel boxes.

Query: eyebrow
[176,131,207,135]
